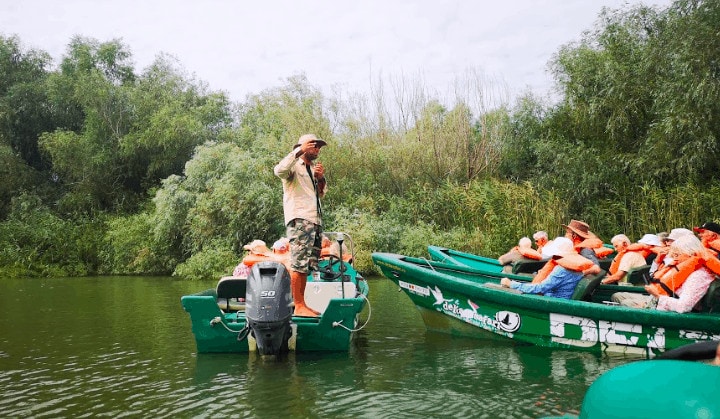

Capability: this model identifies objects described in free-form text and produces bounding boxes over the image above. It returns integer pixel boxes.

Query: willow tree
[103,142,283,276]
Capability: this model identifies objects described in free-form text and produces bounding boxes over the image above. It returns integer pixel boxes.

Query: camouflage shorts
[286,218,322,273]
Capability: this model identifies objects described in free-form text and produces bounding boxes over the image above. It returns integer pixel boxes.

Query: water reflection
[0,276,635,418]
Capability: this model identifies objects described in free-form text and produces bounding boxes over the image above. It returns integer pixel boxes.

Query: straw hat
[294,133,327,149]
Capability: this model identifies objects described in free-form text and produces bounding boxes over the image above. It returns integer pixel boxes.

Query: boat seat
[698,278,720,313]
[626,265,651,285]
[512,258,549,275]
[216,276,247,312]
[571,270,606,302]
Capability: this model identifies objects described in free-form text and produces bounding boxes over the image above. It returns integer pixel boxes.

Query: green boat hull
[426,245,641,303]
[181,262,369,353]
[578,359,720,418]
[373,252,720,356]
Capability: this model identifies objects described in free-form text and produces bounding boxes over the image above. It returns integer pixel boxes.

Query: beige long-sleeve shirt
[274,150,327,226]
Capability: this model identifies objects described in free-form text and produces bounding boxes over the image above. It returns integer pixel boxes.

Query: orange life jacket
[626,243,653,259]
[647,256,703,297]
[518,246,543,260]
[608,251,625,275]
[577,237,603,249]
[577,237,614,258]
[241,253,273,266]
[242,252,294,267]
[698,247,720,276]
[530,254,594,284]
[594,247,615,258]
[704,239,720,255]
[558,253,595,272]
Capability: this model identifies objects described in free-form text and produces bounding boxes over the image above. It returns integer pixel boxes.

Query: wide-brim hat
[294,133,327,149]
[561,219,594,239]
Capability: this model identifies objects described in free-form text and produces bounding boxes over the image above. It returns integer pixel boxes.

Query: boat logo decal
[430,286,450,305]
[679,329,720,341]
[495,311,521,333]
[398,280,431,297]
[549,313,667,350]
[433,293,517,337]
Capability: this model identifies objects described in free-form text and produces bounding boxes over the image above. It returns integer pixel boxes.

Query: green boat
[372,252,720,357]
[182,233,369,355]
[562,358,720,418]
[426,245,645,304]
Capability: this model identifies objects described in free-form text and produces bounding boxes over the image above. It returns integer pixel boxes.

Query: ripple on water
[0,276,628,417]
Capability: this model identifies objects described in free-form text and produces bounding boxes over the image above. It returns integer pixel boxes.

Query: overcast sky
[2,0,673,104]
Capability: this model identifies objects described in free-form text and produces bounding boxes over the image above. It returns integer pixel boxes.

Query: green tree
[0,35,54,169]
[40,37,232,215]
[120,54,232,193]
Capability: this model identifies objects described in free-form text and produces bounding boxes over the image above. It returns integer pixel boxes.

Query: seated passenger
[232,262,251,278]
[320,234,333,257]
[651,229,693,275]
[327,242,352,262]
[498,237,543,268]
[691,222,720,277]
[271,237,291,267]
[233,239,274,277]
[611,235,714,312]
[241,239,274,266]
[636,233,662,265]
[562,219,601,266]
[650,232,669,275]
[499,237,595,299]
[320,234,351,261]
[602,234,652,285]
[694,222,720,254]
[532,231,549,254]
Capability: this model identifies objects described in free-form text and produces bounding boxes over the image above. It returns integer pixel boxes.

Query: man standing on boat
[274,134,327,317]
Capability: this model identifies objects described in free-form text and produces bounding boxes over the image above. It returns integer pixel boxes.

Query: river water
[0,276,634,418]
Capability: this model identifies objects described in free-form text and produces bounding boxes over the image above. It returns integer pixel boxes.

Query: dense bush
[3,1,720,278]
[0,194,104,277]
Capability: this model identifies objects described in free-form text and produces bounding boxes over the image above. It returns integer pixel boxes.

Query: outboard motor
[244,261,293,356]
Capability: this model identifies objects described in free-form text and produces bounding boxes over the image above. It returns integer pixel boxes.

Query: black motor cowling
[245,261,293,356]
